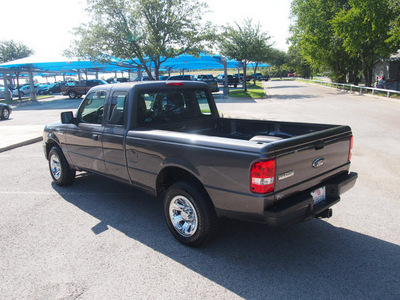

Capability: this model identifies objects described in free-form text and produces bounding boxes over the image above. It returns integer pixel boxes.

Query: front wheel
[164,181,218,247]
[48,146,76,186]
[1,107,10,120]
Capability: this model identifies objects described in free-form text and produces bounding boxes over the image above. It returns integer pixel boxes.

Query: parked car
[61,79,108,99]
[37,84,49,95]
[48,82,62,94]
[167,75,195,81]
[106,77,130,83]
[288,73,295,77]
[0,103,12,120]
[195,74,219,92]
[233,73,251,82]
[15,84,48,96]
[216,74,239,87]
[0,86,13,100]
[261,74,270,81]
[251,73,263,81]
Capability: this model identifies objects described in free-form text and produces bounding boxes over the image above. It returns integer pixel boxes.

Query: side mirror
[61,111,76,124]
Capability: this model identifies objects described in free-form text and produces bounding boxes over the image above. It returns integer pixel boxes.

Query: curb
[0,137,42,153]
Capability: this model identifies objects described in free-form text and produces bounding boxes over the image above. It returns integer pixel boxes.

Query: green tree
[332,0,398,86]
[286,45,312,78]
[268,48,287,78]
[0,40,33,63]
[219,19,272,91]
[66,0,214,80]
[387,0,400,48]
[290,0,360,83]
[0,40,33,99]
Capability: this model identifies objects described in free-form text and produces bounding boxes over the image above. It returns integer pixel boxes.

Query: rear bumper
[264,172,358,227]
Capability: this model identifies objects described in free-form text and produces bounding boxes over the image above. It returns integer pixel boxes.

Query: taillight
[250,159,276,194]
[166,82,184,86]
[348,136,353,161]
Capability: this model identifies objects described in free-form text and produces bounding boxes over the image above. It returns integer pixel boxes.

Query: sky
[0,0,292,61]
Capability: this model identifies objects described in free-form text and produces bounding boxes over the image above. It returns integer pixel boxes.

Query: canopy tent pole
[2,72,12,101]
[29,70,37,101]
[222,57,229,97]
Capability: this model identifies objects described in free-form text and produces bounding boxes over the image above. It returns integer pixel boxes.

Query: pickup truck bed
[124,117,355,223]
[43,81,357,246]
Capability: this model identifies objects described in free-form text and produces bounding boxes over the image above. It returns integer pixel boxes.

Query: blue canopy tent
[0,53,271,99]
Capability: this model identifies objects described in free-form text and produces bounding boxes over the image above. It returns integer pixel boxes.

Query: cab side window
[79,91,106,124]
[108,92,127,126]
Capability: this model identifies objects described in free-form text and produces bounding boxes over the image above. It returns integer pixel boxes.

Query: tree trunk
[360,53,373,87]
[243,64,247,92]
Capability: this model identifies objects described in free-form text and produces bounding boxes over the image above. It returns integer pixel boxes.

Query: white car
[14,84,48,96]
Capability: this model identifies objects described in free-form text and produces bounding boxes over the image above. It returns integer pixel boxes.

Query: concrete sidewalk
[0,125,43,153]
[0,95,80,153]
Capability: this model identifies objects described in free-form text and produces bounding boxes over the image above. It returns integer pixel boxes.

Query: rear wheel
[48,146,76,186]
[68,91,77,99]
[164,181,217,246]
[1,107,10,120]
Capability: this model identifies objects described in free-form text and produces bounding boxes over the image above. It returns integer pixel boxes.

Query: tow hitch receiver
[316,209,333,219]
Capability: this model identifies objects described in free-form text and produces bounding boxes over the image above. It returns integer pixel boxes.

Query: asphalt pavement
[1,81,399,299]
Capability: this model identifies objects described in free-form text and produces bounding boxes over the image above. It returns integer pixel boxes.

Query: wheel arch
[156,166,210,201]
[44,134,61,159]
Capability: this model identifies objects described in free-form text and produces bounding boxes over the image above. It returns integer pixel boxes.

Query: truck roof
[89,80,209,92]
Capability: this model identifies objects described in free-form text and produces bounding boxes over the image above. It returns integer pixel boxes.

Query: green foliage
[290,0,358,83]
[219,19,272,91]
[66,0,215,79]
[387,0,400,46]
[290,0,399,86]
[268,48,287,78]
[332,0,398,86]
[0,40,34,63]
[286,45,312,78]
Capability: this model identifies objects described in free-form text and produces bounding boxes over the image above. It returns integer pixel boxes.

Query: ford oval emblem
[312,158,325,168]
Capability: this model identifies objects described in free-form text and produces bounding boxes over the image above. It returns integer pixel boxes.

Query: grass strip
[229,82,267,98]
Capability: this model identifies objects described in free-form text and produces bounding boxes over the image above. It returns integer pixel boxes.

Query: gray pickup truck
[43,81,357,246]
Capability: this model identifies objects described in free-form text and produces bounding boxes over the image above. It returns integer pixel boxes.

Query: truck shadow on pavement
[53,173,399,299]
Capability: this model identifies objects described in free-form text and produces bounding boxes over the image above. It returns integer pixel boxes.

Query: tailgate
[272,125,352,197]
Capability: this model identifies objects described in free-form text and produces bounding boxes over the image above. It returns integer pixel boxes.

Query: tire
[1,107,10,120]
[164,181,218,247]
[48,146,76,186]
[68,91,77,99]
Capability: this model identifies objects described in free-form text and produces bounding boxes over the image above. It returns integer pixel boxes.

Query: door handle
[92,134,101,141]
